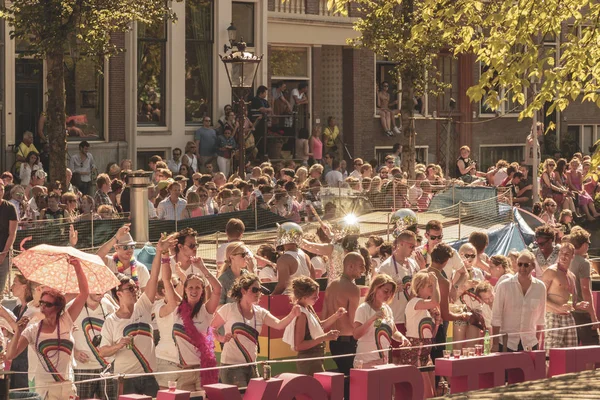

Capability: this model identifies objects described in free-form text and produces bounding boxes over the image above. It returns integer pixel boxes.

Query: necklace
[114,254,138,285]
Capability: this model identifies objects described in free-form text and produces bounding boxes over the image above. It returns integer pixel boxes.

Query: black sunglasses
[429,234,443,240]
[186,243,197,250]
[39,300,57,308]
[250,287,260,294]
[118,285,137,293]
[463,254,476,259]
[518,262,533,268]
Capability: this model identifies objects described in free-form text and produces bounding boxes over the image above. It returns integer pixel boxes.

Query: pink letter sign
[435,352,545,393]
[349,364,424,400]
[548,346,600,377]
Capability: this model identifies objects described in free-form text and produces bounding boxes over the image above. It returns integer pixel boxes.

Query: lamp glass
[227,24,237,42]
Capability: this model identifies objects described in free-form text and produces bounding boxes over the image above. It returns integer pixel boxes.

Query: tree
[0,0,176,185]
[330,0,600,176]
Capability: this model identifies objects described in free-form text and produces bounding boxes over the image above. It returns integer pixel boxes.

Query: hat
[276,222,303,249]
[174,175,189,182]
[156,178,174,191]
[115,233,136,247]
[34,170,47,180]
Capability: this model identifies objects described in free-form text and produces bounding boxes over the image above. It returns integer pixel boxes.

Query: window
[269,46,309,79]
[479,145,524,171]
[137,149,167,170]
[479,63,525,115]
[438,54,459,113]
[137,22,167,126]
[232,2,255,48]
[565,125,598,156]
[185,0,213,124]
[64,57,105,140]
[375,57,427,115]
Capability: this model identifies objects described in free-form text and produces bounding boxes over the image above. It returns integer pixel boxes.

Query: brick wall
[109,32,126,142]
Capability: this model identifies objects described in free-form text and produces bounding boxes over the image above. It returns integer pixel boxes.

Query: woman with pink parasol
[5,257,89,400]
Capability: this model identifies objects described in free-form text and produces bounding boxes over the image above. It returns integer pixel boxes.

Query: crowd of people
[0,208,596,399]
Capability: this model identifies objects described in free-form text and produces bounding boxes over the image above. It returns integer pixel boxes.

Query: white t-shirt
[71,298,117,370]
[418,245,464,279]
[216,242,254,265]
[172,304,213,367]
[22,312,75,385]
[404,297,435,339]
[378,256,420,323]
[100,293,156,374]
[169,256,210,278]
[325,170,344,187]
[152,299,178,364]
[217,303,268,365]
[354,303,394,365]
[311,256,326,275]
[105,256,150,289]
[17,303,42,384]
[493,168,508,186]
[290,88,305,109]
[258,266,277,281]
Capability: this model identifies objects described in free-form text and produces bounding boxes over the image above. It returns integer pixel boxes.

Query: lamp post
[220,23,263,177]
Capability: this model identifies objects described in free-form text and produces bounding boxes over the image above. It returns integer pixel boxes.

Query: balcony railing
[319,0,345,16]
[274,0,306,14]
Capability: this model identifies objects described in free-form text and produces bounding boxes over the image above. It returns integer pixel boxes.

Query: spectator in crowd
[392,143,402,168]
[295,128,312,166]
[492,250,546,352]
[325,159,344,188]
[9,184,27,221]
[19,151,42,187]
[157,181,187,220]
[488,255,512,286]
[323,116,340,160]
[65,168,79,196]
[1,171,13,186]
[109,179,124,213]
[77,195,99,221]
[350,158,363,179]
[97,225,151,290]
[377,81,400,136]
[290,82,309,109]
[120,159,133,171]
[181,141,199,174]
[456,146,484,183]
[39,192,66,221]
[541,158,578,217]
[310,124,323,165]
[148,155,162,183]
[94,173,113,211]
[15,131,39,175]
[418,220,464,278]
[195,117,218,174]
[0,182,17,293]
[567,157,600,220]
[167,148,183,174]
[62,192,79,221]
[216,127,237,178]
[250,86,272,141]
[69,141,96,195]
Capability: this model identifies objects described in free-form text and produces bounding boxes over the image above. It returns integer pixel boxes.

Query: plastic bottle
[483,329,491,355]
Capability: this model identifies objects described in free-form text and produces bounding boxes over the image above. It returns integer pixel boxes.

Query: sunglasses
[118,245,136,251]
[517,262,533,268]
[428,234,443,240]
[386,161,394,164]
[463,254,476,259]
[249,287,260,294]
[186,243,197,250]
[118,285,137,293]
[39,300,57,308]
[234,251,248,258]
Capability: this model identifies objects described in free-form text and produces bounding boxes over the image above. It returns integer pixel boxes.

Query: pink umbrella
[12,244,120,294]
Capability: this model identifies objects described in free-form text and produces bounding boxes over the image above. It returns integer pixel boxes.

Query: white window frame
[477,62,527,118]
[373,56,429,119]
[478,144,525,171]
[567,124,600,155]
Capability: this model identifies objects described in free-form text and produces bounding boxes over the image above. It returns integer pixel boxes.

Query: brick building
[2,0,599,176]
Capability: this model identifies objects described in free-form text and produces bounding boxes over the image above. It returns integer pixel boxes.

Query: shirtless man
[272,241,315,295]
[426,243,471,361]
[322,252,364,394]
[377,81,399,136]
[541,243,589,349]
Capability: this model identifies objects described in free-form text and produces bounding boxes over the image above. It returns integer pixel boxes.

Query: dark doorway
[15,59,44,148]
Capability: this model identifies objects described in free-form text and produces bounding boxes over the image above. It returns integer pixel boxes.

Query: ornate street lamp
[220,24,263,177]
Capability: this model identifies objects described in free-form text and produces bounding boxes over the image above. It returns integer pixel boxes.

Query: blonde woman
[353,274,410,368]
[182,141,199,173]
[217,242,254,303]
[180,191,203,219]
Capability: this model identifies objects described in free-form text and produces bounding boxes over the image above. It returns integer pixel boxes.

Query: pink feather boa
[178,301,218,385]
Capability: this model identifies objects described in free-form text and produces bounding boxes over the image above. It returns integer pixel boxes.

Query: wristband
[161,258,170,264]
[161,250,170,255]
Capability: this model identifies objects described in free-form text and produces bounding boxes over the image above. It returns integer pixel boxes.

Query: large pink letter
[203,378,283,400]
[548,346,600,377]
[276,373,329,400]
[374,364,424,400]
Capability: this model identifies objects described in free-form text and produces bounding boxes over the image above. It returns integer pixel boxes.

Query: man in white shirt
[156,181,187,220]
[167,148,182,174]
[97,225,151,290]
[290,82,309,109]
[325,159,344,188]
[349,158,363,179]
[378,230,420,336]
[492,250,546,352]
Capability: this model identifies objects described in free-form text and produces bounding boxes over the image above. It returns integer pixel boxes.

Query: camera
[92,334,102,347]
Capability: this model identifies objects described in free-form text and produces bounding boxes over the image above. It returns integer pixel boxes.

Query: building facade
[2,0,599,177]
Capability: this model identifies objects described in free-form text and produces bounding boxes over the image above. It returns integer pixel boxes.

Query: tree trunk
[46,52,67,187]
[400,69,416,179]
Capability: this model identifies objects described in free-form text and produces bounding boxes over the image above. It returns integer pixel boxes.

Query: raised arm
[5,317,30,361]
[190,256,222,314]
[264,305,301,330]
[301,239,334,257]
[145,235,175,303]
[97,224,131,262]
[67,258,90,321]
[159,257,181,318]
